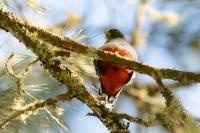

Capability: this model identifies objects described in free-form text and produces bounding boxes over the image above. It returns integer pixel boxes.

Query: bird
[94,29,137,111]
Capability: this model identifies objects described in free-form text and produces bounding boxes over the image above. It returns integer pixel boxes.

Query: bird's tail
[87,95,119,116]
[97,94,119,111]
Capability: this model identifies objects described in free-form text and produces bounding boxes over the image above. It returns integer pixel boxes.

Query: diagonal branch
[0,91,75,128]
[153,73,200,132]
[0,6,152,132]
[0,8,199,84]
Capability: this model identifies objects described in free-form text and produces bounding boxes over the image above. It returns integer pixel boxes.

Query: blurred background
[0,0,200,133]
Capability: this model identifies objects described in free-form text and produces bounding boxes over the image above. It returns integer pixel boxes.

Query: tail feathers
[97,95,119,111]
[87,95,118,116]
[105,97,116,111]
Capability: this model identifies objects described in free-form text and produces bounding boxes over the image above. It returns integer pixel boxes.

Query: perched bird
[94,29,137,111]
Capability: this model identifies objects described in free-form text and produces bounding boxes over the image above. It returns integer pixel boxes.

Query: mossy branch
[154,74,200,132]
[0,9,199,84]
[0,91,75,128]
[0,7,152,132]
[6,53,24,97]
[5,53,38,98]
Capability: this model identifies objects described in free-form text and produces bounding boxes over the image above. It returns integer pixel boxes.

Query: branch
[20,58,39,77]
[127,82,193,96]
[125,87,165,108]
[5,53,38,98]
[153,74,200,132]
[5,53,17,79]
[5,53,24,97]
[0,91,75,128]
[115,113,153,127]
[1,9,199,84]
[131,0,148,46]
[0,6,152,132]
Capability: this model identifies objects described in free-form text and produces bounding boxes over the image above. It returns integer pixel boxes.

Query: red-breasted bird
[94,29,137,111]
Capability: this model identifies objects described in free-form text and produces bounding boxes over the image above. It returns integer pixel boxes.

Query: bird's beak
[104,30,110,37]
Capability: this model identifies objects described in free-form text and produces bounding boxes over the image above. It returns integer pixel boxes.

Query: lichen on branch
[0,6,152,133]
[4,12,199,84]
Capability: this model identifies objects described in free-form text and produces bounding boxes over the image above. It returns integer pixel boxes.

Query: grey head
[104,29,125,41]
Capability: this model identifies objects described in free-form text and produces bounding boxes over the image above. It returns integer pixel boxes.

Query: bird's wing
[93,59,103,76]
[93,59,106,95]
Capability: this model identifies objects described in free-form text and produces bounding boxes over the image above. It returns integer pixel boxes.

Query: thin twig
[0,91,75,128]
[5,53,24,96]
[131,0,148,46]
[20,58,39,77]
[5,54,38,97]
[5,53,17,79]
[115,113,154,127]
[153,72,173,107]
[153,72,199,132]
[125,88,165,108]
